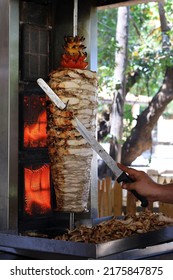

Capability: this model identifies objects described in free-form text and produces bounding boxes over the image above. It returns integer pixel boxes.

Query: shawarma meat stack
[47,36,97,212]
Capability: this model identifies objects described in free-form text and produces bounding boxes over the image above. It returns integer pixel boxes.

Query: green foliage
[97,0,173,140]
[122,103,133,141]
[162,101,173,119]
[97,8,118,93]
[97,1,173,96]
[127,2,173,97]
[97,8,118,67]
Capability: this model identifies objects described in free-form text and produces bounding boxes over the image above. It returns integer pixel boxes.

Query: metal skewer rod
[73,0,78,36]
[69,212,75,230]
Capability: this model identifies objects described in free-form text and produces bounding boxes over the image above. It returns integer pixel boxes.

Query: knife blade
[37,78,148,207]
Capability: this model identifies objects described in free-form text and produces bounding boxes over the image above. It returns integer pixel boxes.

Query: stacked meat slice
[47,68,97,212]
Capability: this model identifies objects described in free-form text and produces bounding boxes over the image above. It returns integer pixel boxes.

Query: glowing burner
[24,110,47,147]
[24,164,51,215]
[23,95,47,148]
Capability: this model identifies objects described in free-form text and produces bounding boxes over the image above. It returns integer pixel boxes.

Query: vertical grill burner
[24,164,51,216]
[0,0,98,237]
[18,0,55,231]
[0,0,98,233]
[17,0,96,233]
[19,92,52,219]
[23,95,47,148]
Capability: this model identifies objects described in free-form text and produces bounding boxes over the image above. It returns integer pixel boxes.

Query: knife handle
[117,171,148,207]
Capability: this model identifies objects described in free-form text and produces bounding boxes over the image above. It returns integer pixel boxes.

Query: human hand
[117,163,161,202]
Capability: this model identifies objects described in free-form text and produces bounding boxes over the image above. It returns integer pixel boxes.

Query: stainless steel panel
[0,0,19,230]
[0,0,9,230]
[8,0,19,230]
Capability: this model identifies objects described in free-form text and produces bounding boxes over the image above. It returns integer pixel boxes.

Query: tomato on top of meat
[60,35,88,69]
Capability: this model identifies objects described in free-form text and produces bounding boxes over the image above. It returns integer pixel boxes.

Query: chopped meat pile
[55,211,173,243]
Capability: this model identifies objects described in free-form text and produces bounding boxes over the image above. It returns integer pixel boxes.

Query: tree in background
[97,0,173,173]
[110,6,129,163]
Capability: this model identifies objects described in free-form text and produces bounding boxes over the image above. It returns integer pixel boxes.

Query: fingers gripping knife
[37,78,148,207]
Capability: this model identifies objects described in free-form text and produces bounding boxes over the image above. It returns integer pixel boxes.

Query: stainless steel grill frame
[0,0,19,231]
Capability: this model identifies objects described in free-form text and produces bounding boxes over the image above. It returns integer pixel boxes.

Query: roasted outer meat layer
[47,68,97,212]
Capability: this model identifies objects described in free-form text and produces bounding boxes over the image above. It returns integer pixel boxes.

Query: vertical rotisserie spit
[46,36,97,212]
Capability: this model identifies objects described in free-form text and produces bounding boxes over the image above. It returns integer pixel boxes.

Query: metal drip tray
[0,225,173,259]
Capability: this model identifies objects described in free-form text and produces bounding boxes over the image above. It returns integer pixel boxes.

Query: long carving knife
[37,78,148,207]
